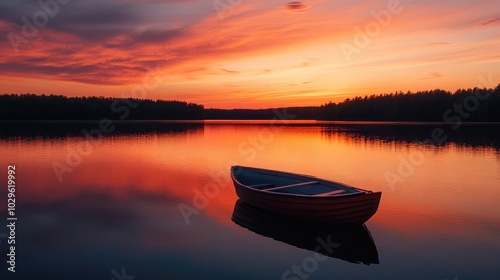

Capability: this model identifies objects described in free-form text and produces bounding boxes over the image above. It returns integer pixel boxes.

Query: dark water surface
[0,121,499,279]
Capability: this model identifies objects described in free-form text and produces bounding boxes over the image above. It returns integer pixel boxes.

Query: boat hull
[231,166,382,224]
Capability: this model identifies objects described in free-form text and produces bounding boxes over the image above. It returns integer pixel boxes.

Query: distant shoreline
[2,120,500,125]
[1,84,499,122]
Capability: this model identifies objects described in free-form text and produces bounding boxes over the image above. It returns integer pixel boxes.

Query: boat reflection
[231,199,379,265]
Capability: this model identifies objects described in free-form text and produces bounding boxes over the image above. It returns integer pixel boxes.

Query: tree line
[207,84,500,121]
[205,107,319,120]
[1,84,499,121]
[319,85,500,121]
[0,94,205,120]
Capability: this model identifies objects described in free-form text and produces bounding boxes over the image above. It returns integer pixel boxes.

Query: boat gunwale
[231,166,377,199]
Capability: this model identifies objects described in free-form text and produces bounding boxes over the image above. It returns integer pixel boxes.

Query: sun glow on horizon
[0,0,499,108]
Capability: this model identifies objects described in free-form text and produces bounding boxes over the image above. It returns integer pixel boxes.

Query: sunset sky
[1,0,499,108]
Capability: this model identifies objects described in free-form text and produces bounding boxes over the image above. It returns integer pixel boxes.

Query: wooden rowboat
[230,166,381,224]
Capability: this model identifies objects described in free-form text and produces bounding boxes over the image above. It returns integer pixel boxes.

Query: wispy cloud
[419,72,444,80]
[429,42,451,45]
[477,17,500,27]
[283,2,309,12]
[0,0,499,108]
[221,69,239,74]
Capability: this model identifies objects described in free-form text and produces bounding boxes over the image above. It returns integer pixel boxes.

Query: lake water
[0,121,499,280]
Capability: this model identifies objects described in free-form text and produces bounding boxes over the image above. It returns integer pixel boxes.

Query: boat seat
[264,181,319,192]
[313,189,346,197]
[249,183,274,190]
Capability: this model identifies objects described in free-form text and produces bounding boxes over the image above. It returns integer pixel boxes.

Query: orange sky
[1,0,499,108]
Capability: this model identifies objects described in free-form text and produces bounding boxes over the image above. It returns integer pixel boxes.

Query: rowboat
[232,199,379,265]
[230,166,381,224]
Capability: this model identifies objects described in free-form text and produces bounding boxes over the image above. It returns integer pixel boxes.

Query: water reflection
[232,200,379,265]
[2,121,499,149]
[0,121,204,139]
[0,121,499,279]
[321,123,500,149]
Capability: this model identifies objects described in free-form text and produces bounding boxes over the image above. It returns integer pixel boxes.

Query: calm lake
[1,121,499,280]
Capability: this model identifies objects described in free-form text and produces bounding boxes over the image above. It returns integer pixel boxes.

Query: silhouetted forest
[0,94,204,120]
[205,107,319,120]
[1,84,499,121]
[207,85,500,121]
[319,85,500,121]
